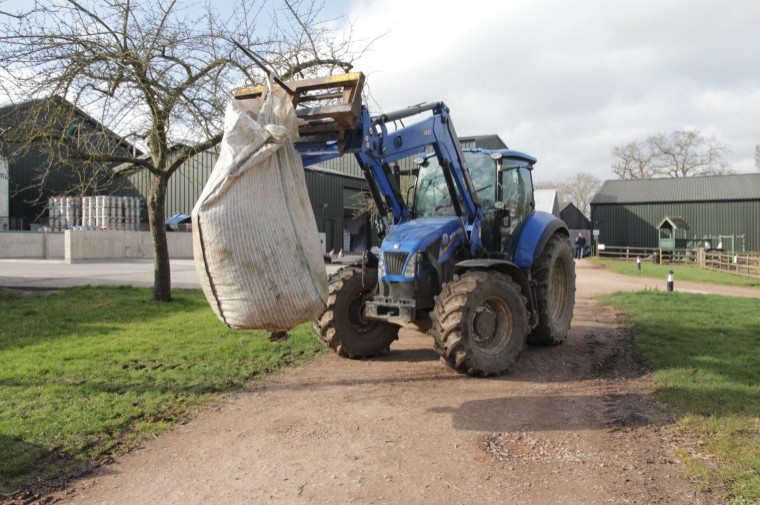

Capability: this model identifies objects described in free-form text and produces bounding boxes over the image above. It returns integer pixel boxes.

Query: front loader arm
[367,102,479,224]
[235,72,480,231]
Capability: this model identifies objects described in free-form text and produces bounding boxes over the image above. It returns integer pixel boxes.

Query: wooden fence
[597,245,697,263]
[703,251,760,279]
[597,246,760,279]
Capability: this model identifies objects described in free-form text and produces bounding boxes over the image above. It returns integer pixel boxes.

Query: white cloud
[335,0,760,181]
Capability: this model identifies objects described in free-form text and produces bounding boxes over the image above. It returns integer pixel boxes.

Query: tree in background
[755,144,759,170]
[610,140,658,180]
[558,172,601,218]
[0,0,365,302]
[611,130,732,179]
[536,172,601,218]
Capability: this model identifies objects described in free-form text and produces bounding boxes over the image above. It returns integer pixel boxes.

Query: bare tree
[755,144,759,170]
[0,0,365,301]
[611,130,732,180]
[558,172,601,218]
[536,172,601,218]
[610,140,659,180]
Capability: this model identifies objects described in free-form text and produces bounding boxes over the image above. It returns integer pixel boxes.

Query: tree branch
[165,132,223,175]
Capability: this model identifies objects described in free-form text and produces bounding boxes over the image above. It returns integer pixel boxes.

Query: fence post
[698,247,706,269]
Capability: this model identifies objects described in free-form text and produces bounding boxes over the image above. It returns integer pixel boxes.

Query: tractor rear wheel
[431,271,528,376]
[313,266,399,358]
[528,234,576,345]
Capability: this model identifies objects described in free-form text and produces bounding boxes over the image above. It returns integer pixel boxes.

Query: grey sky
[334,0,760,182]
[1,0,757,183]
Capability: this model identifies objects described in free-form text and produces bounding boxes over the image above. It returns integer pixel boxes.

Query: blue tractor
[237,73,576,376]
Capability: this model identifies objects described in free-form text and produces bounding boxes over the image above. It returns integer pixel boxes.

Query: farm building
[127,149,376,253]
[534,189,559,216]
[3,108,519,254]
[0,97,142,230]
[561,202,591,231]
[0,98,372,251]
[127,146,218,226]
[560,202,592,242]
[590,174,760,252]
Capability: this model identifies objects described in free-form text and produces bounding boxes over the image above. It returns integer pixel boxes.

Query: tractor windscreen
[414,152,496,217]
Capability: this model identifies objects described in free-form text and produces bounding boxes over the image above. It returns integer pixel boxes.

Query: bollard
[637,256,641,271]
[667,270,674,292]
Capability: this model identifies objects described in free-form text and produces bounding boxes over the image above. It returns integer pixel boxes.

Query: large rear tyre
[431,271,529,377]
[528,234,576,345]
[313,267,399,358]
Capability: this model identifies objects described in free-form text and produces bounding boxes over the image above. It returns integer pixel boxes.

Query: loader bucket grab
[235,72,365,150]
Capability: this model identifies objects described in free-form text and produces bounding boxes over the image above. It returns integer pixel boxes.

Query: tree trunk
[148,172,171,302]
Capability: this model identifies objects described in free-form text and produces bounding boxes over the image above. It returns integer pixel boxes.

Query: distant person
[574,233,586,259]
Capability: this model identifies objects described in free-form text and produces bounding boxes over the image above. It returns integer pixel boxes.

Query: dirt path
[52,262,738,504]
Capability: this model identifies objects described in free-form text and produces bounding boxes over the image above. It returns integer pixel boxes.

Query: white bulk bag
[192,82,327,330]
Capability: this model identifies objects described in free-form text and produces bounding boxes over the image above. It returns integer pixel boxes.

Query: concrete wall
[64,230,193,263]
[0,230,192,261]
[166,232,193,260]
[0,231,64,259]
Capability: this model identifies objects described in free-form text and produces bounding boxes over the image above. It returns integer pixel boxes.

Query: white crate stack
[48,196,142,231]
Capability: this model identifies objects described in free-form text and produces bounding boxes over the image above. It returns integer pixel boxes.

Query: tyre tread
[313,267,399,358]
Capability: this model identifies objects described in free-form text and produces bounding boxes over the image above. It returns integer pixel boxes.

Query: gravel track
[46,261,743,504]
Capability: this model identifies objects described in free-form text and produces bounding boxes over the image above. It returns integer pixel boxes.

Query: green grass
[0,286,323,497]
[589,257,760,288]
[603,291,760,502]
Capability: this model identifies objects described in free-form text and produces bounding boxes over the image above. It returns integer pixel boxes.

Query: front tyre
[528,234,576,345]
[431,271,529,376]
[313,267,399,358]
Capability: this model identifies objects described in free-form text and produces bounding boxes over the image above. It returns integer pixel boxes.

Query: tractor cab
[412,148,537,260]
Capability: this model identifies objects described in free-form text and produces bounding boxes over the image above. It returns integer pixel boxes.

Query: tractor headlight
[403,252,422,279]
[378,253,386,277]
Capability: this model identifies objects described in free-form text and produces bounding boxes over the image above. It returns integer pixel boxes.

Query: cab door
[498,161,534,255]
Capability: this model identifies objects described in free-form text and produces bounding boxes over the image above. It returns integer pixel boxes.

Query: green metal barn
[590,174,760,252]
[0,98,142,230]
[126,134,510,252]
[6,116,510,253]
[128,151,375,253]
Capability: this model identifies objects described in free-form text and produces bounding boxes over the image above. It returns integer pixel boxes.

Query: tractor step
[235,72,365,150]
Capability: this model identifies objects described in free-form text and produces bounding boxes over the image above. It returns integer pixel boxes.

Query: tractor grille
[383,251,409,275]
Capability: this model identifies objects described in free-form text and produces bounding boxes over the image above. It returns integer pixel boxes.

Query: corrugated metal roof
[0,96,142,155]
[592,174,760,204]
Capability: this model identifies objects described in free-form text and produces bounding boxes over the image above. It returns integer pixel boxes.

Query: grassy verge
[589,257,760,288]
[603,291,760,502]
[0,286,323,498]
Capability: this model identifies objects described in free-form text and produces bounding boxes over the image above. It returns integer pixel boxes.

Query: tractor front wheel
[431,271,529,376]
[313,267,399,358]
